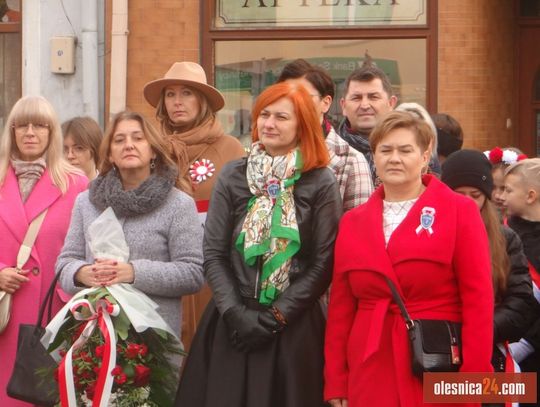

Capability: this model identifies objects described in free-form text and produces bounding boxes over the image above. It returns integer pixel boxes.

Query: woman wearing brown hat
[144,61,246,349]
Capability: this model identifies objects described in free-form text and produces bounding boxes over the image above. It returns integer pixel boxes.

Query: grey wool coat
[55,188,204,338]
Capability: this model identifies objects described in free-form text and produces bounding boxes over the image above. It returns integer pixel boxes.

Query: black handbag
[6,272,60,406]
[385,277,462,377]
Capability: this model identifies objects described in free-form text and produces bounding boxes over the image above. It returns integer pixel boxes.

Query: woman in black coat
[175,82,342,407]
[441,150,536,374]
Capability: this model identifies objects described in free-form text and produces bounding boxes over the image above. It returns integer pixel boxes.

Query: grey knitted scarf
[89,166,178,218]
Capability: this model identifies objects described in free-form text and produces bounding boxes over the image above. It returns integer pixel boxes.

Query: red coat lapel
[335,175,457,297]
[334,184,401,290]
[386,175,455,267]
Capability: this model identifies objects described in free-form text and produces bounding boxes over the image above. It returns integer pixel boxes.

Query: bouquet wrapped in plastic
[41,208,183,407]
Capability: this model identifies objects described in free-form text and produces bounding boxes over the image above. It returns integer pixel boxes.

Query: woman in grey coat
[56,111,204,339]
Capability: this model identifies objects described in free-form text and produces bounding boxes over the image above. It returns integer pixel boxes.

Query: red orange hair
[251,82,329,172]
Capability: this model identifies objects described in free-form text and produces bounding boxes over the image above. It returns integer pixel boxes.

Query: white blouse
[382,198,418,246]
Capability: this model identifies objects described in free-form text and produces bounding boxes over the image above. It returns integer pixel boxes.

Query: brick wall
[124,0,200,126]
[438,0,516,150]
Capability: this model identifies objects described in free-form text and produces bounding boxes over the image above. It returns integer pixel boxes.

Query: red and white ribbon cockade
[189,159,216,184]
[415,206,436,236]
[58,298,120,407]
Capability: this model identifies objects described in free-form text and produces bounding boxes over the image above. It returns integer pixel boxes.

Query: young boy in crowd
[503,158,540,406]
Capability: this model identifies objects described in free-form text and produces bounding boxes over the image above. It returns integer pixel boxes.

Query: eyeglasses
[64,145,88,155]
[12,123,50,132]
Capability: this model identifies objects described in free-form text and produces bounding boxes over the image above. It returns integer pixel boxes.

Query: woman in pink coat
[324,111,494,407]
[0,96,87,406]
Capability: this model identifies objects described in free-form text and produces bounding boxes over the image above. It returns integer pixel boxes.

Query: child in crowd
[503,158,540,407]
[484,147,527,217]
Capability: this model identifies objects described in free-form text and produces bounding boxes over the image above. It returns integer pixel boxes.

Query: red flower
[134,365,151,387]
[114,373,127,385]
[85,383,96,400]
[517,153,528,161]
[488,147,503,164]
[138,344,148,357]
[80,370,94,380]
[111,365,123,376]
[95,345,105,359]
[125,343,140,359]
[111,365,127,385]
[76,351,93,363]
[74,375,83,390]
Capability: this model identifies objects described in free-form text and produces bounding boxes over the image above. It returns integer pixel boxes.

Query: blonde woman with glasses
[0,96,88,406]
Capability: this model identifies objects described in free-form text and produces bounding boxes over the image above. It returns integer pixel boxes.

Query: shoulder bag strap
[384,276,415,330]
[14,209,58,328]
[36,271,62,328]
[16,209,48,270]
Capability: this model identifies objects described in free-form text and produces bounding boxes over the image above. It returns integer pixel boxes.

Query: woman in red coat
[324,111,494,407]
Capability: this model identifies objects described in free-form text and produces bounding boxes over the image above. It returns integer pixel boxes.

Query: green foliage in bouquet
[44,287,184,407]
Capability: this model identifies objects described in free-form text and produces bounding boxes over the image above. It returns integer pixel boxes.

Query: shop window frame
[201,0,438,112]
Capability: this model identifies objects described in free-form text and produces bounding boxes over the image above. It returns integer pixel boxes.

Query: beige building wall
[438,0,515,150]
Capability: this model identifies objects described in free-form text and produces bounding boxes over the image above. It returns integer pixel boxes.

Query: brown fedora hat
[143,62,225,112]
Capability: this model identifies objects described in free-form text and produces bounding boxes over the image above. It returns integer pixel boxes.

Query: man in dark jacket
[338,56,397,181]
[339,55,442,183]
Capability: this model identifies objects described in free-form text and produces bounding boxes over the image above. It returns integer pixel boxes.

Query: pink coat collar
[0,166,62,244]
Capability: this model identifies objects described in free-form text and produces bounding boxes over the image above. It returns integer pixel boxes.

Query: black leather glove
[258,309,285,334]
[222,305,274,352]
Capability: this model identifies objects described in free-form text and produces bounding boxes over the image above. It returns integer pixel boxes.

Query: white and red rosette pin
[189,159,216,183]
[416,206,436,236]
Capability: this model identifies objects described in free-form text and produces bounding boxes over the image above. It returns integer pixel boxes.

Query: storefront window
[215,38,426,144]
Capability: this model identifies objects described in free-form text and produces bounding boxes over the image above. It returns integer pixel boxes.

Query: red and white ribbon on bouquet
[58,298,120,407]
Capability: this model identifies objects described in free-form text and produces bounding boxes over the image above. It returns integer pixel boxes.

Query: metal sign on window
[215,0,426,28]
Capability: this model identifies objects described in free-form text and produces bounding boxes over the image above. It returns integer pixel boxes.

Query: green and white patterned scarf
[235,142,301,305]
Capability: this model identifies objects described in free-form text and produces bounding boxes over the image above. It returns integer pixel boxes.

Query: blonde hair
[155,86,213,135]
[505,158,540,192]
[99,111,192,193]
[0,96,82,193]
[395,102,438,160]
